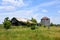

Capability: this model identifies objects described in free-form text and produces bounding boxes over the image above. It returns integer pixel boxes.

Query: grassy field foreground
[0,26,60,40]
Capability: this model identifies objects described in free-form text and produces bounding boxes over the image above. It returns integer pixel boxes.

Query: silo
[41,17,50,27]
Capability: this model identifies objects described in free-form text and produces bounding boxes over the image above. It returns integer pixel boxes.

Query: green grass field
[0,25,60,40]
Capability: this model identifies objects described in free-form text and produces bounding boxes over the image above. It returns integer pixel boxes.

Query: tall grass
[0,25,60,40]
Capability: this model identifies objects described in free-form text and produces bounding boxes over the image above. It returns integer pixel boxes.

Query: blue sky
[0,0,60,24]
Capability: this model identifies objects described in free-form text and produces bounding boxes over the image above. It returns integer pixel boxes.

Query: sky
[0,0,60,24]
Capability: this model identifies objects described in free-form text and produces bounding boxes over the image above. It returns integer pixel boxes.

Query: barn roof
[41,17,50,20]
[16,18,28,23]
[11,17,33,24]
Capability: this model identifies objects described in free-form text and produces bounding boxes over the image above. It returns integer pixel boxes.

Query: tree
[31,24,36,30]
[50,23,54,26]
[27,21,30,27]
[3,17,11,29]
[30,18,37,30]
[31,18,37,23]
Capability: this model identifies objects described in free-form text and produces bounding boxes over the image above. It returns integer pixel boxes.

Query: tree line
[3,17,37,30]
[3,17,60,30]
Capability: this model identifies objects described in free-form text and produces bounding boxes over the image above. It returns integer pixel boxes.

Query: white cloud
[34,0,60,8]
[50,16,60,24]
[0,6,15,10]
[42,9,48,13]
[2,0,24,7]
[0,0,26,11]
[33,14,39,18]
[2,9,33,18]
[0,6,4,9]
[58,10,60,13]
[40,1,56,7]
[0,9,33,23]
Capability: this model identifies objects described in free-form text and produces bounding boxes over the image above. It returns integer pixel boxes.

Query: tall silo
[41,17,50,27]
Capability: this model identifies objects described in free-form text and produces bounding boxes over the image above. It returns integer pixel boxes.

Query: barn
[11,17,33,26]
[41,17,50,27]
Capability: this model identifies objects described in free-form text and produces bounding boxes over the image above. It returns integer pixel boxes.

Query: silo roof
[41,17,50,20]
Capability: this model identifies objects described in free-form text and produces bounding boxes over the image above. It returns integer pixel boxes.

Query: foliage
[39,23,42,26]
[3,17,11,29]
[31,18,37,24]
[0,24,3,29]
[0,26,60,40]
[27,21,36,30]
[30,18,37,30]
[27,21,31,27]
[50,23,54,26]
[31,24,36,30]
[39,22,44,27]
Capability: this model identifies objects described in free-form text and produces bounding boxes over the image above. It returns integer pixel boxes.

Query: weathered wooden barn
[11,17,33,26]
[41,17,50,27]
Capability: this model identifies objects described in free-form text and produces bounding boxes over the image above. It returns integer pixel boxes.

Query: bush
[31,24,36,30]
[50,23,54,26]
[31,18,37,24]
[3,17,11,29]
[44,25,46,27]
[31,26,35,30]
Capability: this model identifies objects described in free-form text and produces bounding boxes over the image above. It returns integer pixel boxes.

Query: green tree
[3,17,11,29]
[30,18,37,30]
[50,23,54,26]
[31,24,36,30]
[31,18,37,23]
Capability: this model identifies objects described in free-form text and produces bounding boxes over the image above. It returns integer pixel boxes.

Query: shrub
[31,24,36,30]
[31,18,37,24]
[3,17,11,29]
[44,25,46,27]
[50,23,54,26]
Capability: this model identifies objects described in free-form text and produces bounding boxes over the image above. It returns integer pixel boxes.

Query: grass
[0,25,60,40]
